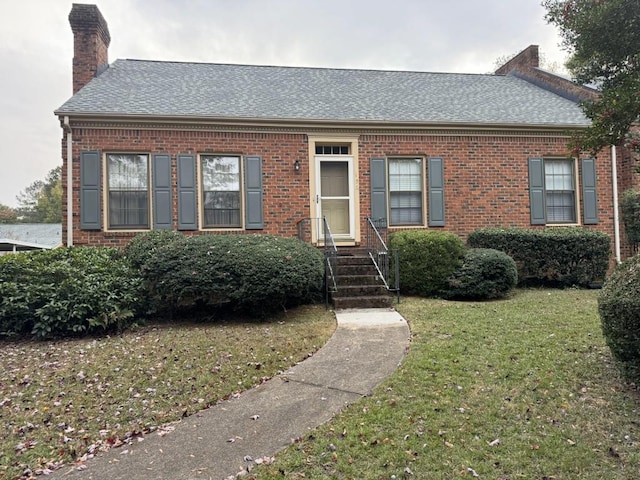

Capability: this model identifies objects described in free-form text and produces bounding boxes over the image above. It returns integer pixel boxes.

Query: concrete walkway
[51,309,410,480]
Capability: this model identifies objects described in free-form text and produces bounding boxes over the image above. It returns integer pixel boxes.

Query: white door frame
[314,156,355,242]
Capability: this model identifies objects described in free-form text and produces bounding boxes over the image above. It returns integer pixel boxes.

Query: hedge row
[388,231,517,300]
[468,227,610,286]
[0,247,144,339]
[0,233,325,339]
[599,255,640,377]
[140,234,324,315]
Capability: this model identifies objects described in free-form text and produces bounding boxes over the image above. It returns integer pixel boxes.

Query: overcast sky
[0,0,570,208]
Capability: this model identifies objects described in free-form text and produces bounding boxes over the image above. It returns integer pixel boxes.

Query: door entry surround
[308,136,360,245]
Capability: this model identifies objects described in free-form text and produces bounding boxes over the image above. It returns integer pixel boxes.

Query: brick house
[56,4,629,263]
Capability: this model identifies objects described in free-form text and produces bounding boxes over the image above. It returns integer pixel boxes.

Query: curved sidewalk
[52,308,410,480]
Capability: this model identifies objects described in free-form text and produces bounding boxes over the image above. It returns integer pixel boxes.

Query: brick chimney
[495,44,598,103]
[69,4,111,94]
[494,45,540,76]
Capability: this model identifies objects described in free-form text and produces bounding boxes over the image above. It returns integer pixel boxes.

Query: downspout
[63,116,73,246]
[611,144,621,263]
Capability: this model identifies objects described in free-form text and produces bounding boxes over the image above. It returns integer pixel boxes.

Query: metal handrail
[323,217,338,308]
[366,217,400,302]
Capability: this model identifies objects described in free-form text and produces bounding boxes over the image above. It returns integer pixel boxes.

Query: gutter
[52,111,591,132]
[63,116,73,247]
[611,144,621,263]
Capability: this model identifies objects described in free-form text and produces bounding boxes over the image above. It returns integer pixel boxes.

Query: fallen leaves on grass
[0,305,335,480]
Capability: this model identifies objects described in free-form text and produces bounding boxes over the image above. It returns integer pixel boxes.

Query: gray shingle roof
[0,224,62,251]
[55,59,590,126]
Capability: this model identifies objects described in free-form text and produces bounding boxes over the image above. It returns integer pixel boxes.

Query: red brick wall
[62,126,619,260]
[63,128,309,247]
[359,133,615,241]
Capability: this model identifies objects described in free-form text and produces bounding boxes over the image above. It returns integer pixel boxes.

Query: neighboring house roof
[55,59,590,127]
[0,224,62,252]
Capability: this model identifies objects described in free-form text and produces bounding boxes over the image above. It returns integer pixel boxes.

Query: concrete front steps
[330,249,394,309]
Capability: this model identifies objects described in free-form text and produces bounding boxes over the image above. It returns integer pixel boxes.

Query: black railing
[365,217,400,302]
[322,217,338,308]
[296,217,338,309]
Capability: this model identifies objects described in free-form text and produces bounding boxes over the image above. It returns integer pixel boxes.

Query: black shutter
[428,157,445,227]
[528,157,546,225]
[80,151,101,230]
[244,156,264,230]
[152,154,172,229]
[370,158,387,226]
[581,158,598,225]
[177,154,197,230]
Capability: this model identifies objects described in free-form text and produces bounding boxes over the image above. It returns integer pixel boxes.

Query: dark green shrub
[444,248,518,300]
[142,234,324,314]
[388,230,466,297]
[0,247,144,339]
[468,227,610,287]
[124,230,184,269]
[598,255,640,372]
[620,189,640,247]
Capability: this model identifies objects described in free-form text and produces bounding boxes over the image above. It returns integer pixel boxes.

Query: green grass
[0,305,336,480]
[255,289,640,480]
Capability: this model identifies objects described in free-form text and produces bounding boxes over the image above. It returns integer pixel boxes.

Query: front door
[317,158,354,240]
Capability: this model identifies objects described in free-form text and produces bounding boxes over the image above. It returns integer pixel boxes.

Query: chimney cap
[69,3,111,46]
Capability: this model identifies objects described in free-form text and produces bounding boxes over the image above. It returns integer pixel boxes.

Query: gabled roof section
[56,59,590,127]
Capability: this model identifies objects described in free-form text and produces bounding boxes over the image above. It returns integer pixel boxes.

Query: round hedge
[141,234,324,314]
[598,254,640,367]
[443,248,518,300]
[388,230,466,297]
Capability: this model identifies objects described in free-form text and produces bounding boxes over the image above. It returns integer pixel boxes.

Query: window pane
[544,159,575,223]
[201,156,241,227]
[389,159,423,225]
[203,191,241,227]
[546,191,576,223]
[107,154,149,228]
[202,156,240,191]
[389,159,422,190]
[108,191,149,229]
[108,154,148,190]
[545,159,573,190]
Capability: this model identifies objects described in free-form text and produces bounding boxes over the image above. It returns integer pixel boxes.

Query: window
[315,145,350,155]
[201,155,241,228]
[389,158,423,225]
[544,159,576,223]
[107,154,149,229]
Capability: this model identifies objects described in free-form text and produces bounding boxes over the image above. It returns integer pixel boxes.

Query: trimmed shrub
[141,234,324,314]
[124,230,184,269]
[468,227,610,287]
[444,248,518,300]
[598,255,640,372]
[388,230,466,297]
[0,247,144,339]
[620,189,640,247]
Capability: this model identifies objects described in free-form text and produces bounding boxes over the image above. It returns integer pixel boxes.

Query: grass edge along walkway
[255,289,640,480]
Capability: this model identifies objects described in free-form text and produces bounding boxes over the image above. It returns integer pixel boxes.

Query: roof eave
[55,111,590,131]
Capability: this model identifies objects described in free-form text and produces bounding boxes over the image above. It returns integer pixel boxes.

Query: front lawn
[256,289,640,479]
[0,306,336,480]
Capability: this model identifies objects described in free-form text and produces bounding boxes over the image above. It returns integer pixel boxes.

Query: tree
[543,0,640,153]
[0,204,17,224]
[16,166,62,223]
